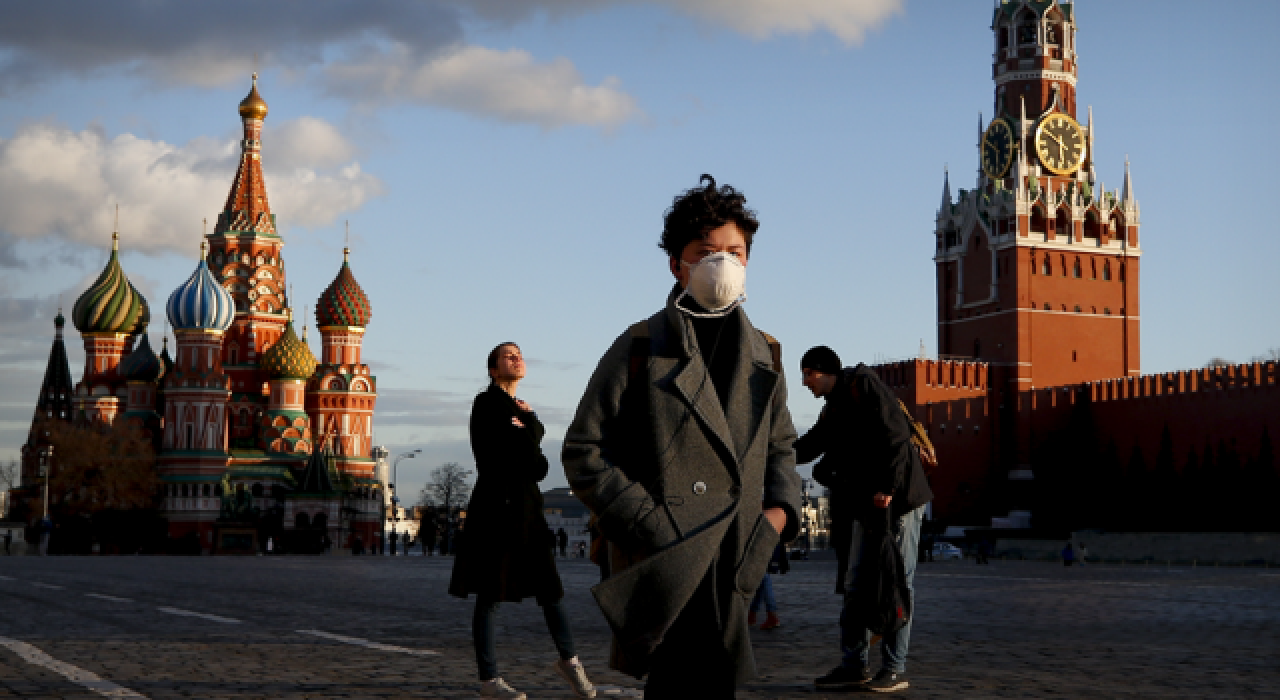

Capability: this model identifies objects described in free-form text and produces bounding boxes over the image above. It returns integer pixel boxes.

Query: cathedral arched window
[1072,259,1082,278]
[1044,303,1051,311]
[1118,263,1126,281]
[1042,256,1051,276]
[1059,254,1067,277]
[1090,260,1097,280]
[1073,305,1082,313]
[1103,261,1112,281]
[1056,209,1070,240]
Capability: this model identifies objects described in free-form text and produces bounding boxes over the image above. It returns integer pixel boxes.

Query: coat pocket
[734,513,780,595]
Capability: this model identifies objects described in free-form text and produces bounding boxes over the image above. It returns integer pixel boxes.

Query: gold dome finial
[238,72,269,120]
[200,240,209,259]
[112,231,119,251]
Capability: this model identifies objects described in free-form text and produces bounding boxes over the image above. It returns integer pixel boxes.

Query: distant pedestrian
[1062,542,1075,567]
[556,528,569,558]
[353,535,365,556]
[390,531,399,556]
[4,530,12,555]
[449,342,595,699]
[266,536,273,554]
[976,540,990,565]
[1078,543,1088,567]
[422,518,439,557]
[749,543,790,631]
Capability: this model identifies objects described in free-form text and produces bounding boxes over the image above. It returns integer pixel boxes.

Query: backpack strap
[627,320,650,384]
[759,331,782,373]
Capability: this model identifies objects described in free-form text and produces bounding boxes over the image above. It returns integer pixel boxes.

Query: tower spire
[1122,155,1135,206]
[939,166,952,217]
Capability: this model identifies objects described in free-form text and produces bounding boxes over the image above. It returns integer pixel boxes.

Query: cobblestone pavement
[1,555,1278,698]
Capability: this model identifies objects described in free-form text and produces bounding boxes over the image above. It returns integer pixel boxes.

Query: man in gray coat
[563,175,803,698]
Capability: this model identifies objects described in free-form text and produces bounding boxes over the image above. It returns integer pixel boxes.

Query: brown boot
[760,613,781,630]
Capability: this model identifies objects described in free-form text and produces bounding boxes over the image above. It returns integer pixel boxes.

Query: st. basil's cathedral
[17,76,383,553]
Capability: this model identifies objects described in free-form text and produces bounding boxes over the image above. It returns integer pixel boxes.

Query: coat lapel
[723,309,779,465]
[670,353,737,460]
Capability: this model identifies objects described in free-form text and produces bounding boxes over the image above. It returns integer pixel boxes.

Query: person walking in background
[798,346,934,694]
[563,175,803,698]
[389,530,399,557]
[3,530,11,555]
[449,343,595,700]
[1078,543,1088,566]
[353,535,365,556]
[976,539,990,565]
[557,528,569,558]
[1062,542,1075,567]
[422,516,439,557]
[749,543,790,631]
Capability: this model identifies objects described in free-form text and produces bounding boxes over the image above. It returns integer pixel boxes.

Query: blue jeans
[749,573,777,614]
[839,505,924,674]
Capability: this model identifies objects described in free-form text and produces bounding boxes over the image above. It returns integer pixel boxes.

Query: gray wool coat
[562,288,804,682]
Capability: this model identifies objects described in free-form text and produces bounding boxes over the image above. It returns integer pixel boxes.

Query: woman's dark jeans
[473,595,576,681]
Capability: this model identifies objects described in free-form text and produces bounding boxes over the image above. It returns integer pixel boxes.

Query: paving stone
[0,556,1277,698]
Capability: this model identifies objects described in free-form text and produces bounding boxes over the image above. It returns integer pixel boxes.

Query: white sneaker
[479,677,526,699]
[554,658,597,698]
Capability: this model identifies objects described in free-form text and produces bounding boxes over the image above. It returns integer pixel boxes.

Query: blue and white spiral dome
[167,244,235,332]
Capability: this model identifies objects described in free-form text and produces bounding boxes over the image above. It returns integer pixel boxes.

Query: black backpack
[848,513,912,636]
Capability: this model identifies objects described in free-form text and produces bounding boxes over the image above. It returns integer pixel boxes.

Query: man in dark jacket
[797,346,933,694]
[564,175,803,698]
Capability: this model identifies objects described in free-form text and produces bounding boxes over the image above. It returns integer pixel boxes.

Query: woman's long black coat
[448,384,564,603]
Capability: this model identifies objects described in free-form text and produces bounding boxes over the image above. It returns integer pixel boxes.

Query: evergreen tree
[1258,428,1277,531]
[1153,424,1177,530]
[1125,445,1148,531]
[1178,447,1200,531]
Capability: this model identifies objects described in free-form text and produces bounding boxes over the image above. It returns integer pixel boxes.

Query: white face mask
[676,251,747,317]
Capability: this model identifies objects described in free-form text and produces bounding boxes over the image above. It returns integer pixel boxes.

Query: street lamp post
[388,449,421,555]
[38,446,53,556]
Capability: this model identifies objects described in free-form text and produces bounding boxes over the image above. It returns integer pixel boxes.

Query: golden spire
[112,204,119,250]
[238,72,269,120]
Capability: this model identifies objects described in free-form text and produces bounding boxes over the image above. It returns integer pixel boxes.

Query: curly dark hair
[659,174,759,259]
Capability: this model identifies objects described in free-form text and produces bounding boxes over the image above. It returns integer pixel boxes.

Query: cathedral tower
[205,74,288,442]
[309,247,377,479]
[70,231,150,425]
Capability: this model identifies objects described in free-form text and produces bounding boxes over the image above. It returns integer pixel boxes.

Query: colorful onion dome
[238,73,268,120]
[118,333,164,382]
[72,232,150,335]
[167,242,235,332]
[261,317,318,379]
[315,248,372,327]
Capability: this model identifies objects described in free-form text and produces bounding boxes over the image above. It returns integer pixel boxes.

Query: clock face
[1035,113,1086,175]
[982,118,1015,179]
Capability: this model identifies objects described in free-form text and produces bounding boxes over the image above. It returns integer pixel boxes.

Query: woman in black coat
[449,342,596,699]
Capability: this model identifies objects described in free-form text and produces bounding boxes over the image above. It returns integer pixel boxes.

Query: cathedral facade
[16,76,383,553]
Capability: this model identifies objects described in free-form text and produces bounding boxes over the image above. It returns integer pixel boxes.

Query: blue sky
[1,1,1276,499]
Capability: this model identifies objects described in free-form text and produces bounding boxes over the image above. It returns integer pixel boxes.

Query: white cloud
[663,0,905,45]
[451,0,903,45]
[325,44,639,129]
[0,118,384,254]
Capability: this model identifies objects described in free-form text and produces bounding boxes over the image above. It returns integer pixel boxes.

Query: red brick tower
[936,0,1141,391]
[934,0,1141,479]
